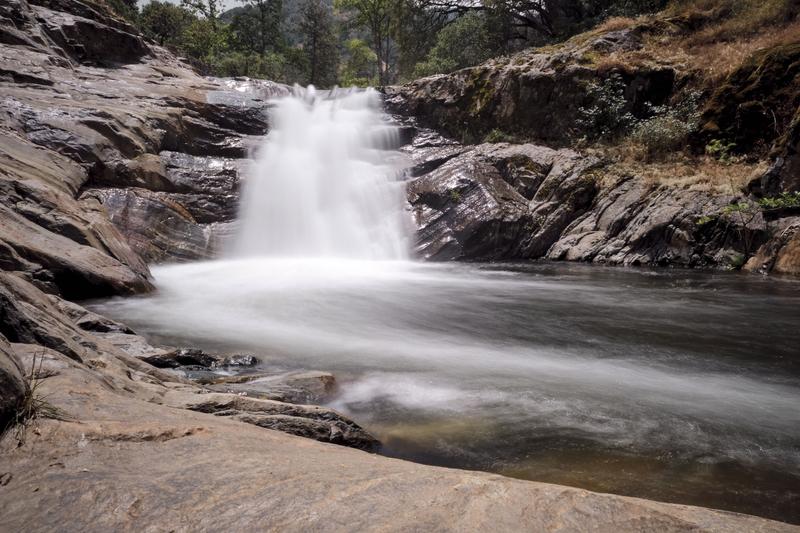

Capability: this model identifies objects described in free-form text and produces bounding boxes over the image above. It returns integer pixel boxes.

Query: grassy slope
[543,0,800,193]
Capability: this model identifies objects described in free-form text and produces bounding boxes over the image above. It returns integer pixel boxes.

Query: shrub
[6,352,67,446]
[705,138,737,163]
[629,91,702,159]
[757,191,800,210]
[139,1,193,47]
[576,73,636,142]
[483,129,516,143]
[339,39,378,87]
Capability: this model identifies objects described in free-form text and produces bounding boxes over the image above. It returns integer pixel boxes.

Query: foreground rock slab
[1,359,794,533]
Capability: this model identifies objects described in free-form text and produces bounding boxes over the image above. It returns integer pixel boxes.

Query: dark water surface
[94,260,800,523]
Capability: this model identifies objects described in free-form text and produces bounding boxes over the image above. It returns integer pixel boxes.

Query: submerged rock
[203,371,337,404]
[177,391,378,451]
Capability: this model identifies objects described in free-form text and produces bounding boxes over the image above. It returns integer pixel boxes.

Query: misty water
[94,89,800,523]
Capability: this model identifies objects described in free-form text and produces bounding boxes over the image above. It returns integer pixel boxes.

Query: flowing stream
[95,89,800,524]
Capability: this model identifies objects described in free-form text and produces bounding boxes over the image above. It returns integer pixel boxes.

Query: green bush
[757,191,800,210]
[339,38,378,87]
[576,74,636,141]
[629,92,701,158]
[139,1,193,46]
[705,139,737,163]
[483,129,516,143]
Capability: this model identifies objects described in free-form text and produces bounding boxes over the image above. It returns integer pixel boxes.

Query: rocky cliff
[394,121,761,267]
[387,16,800,275]
[0,0,798,530]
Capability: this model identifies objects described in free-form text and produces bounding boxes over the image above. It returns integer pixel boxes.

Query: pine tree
[298,0,340,88]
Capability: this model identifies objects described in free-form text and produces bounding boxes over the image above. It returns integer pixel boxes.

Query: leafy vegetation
[757,192,800,210]
[483,129,517,143]
[576,74,636,141]
[705,139,737,163]
[629,92,702,160]
[413,12,493,78]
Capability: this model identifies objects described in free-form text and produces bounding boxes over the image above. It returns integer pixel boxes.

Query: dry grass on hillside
[653,0,800,81]
[669,0,798,43]
[606,152,768,193]
[595,17,638,33]
[572,0,800,81]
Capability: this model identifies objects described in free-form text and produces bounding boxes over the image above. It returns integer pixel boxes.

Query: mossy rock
[697,41,800,156]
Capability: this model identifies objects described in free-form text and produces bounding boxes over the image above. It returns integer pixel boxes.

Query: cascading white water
[232,87,410,259]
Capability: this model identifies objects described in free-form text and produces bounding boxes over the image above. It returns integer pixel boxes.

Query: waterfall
[231,87,410,260]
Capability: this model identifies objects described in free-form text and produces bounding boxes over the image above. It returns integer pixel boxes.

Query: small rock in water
[201,371,337,405]
[220,354,259,367]
[142,348,259,370]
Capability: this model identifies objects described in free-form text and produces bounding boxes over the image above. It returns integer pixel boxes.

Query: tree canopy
[121,0,669,87]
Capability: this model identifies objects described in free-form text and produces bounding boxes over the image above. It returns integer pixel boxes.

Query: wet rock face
[201,371,338,405]
[140,348,258,371]
[32,0,150,66]
[407,141,599,260]
[83,188,236,263]
[401,121,767,269]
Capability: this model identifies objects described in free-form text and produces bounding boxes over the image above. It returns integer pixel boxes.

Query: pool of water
[93,259,800,524]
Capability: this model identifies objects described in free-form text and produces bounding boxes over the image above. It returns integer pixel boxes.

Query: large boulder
[82,188,235,263]
[548,177,768,268]
[31,1,150,66]
[0,272,92,362]
[407,142,599,260]
[744,217,800,275]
